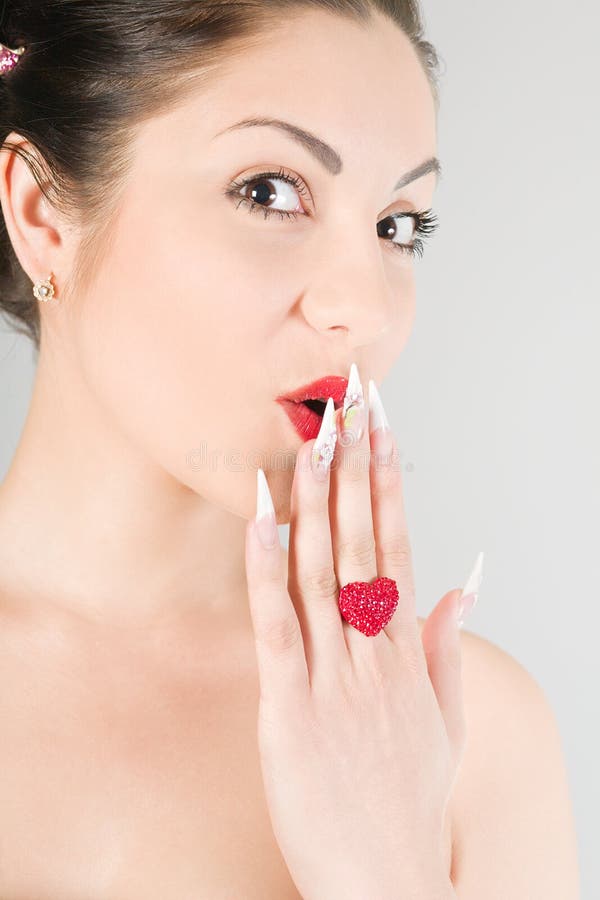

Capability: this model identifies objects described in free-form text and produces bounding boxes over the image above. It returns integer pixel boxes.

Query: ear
[0,131,74,291]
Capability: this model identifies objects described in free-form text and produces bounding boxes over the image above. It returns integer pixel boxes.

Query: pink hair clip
[0,42,25,75]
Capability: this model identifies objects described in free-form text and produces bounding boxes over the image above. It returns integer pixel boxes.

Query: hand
[244,368,463,900]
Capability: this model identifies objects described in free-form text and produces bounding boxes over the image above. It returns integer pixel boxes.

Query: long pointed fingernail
[368,379,394,457]
[311,396,337,480]
[342,362,366,444]
[255,468,279,549]
[456,551,484,627]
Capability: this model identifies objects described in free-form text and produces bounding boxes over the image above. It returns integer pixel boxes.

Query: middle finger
[329,363,385,654]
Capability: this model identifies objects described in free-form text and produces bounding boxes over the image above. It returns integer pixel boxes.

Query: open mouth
[277,396,341,442]
[301,398,333,416]
[276,375,348,442]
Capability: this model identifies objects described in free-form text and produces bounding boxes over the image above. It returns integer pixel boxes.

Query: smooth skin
[0,7,579,898]
[246,404,463,899]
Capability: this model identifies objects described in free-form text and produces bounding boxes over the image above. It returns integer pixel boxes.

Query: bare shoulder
[445,625,581,899]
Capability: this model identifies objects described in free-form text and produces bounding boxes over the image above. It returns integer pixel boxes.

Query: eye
[223,167,440,257]
[377,213,416,246]
[224,166,311,221]
[376,211,439,259]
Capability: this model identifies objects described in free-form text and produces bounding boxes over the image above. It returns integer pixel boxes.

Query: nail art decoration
[342,362,366,442]
[312,396,337,477]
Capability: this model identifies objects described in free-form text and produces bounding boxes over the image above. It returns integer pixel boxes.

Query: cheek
[379,265,416,355]
[398,278,416,341]
[67,201,291,514]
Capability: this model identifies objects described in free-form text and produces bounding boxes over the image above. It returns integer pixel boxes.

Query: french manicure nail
[368,379,394,458]
[255,468,279,549]
[456,551,484,627]
[311,396,337,480]
[342,362,366,445]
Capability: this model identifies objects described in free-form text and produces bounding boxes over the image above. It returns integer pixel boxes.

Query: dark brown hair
[0,0,441,353]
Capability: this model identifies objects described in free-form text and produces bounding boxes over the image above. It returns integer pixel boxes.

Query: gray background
[1,1,598,896]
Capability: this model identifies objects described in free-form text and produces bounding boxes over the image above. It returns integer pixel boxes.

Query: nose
[298,244,399,347]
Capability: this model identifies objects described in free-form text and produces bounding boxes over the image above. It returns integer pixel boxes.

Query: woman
[0,1,579,897]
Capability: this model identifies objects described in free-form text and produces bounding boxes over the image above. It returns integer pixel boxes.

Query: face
[64,9,438,523]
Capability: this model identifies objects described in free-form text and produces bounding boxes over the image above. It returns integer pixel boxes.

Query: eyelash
[223,165,439,259]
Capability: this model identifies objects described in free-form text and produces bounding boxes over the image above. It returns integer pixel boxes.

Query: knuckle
[304,564,339,603]
[403,643,424,676]
[338,450,370,481]
[255,561,284,591]
[317,668,359,716]
[256,615,302,656]
[260,571,284,594]
[393,626,425,673]
[309,658,354,702]
[338,530,377,569]
[371,457,401,495]
[367,659,395,692]
[379,532,412,571]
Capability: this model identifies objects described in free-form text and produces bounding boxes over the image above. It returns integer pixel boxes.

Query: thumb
[421,551,485,767]
[421,587,466,765]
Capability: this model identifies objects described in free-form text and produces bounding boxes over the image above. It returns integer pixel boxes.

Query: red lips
[278,375,348,406]
[276,375,348,442]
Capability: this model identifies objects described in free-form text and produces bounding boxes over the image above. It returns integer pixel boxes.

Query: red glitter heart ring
[337,576,399,637]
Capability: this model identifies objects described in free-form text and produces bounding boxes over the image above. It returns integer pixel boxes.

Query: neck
[0,343,256,633]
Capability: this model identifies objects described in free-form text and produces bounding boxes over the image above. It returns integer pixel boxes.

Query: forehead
[137,9,437,191]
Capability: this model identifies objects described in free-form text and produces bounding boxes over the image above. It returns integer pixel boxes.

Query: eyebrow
[213,116,441,191]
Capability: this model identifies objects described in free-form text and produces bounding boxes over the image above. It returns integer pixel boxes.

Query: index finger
[245,468,310,706]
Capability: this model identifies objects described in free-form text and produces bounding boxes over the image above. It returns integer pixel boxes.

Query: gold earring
[33,273,56,302]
